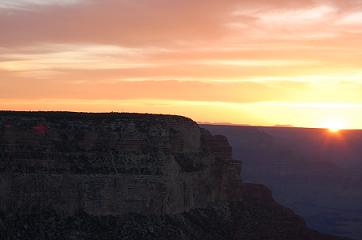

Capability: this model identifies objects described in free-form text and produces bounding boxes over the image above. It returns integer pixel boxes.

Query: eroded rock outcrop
[0,112,348,240]
[0,184,349,240]
[0,111,242,216]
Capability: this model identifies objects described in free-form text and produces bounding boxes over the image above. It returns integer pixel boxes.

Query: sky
[1,0,362,129]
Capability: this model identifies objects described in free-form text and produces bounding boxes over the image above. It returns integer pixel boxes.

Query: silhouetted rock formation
[0,183,349,240]
[0,112,348,239]
[235,183,350,240]
[0,111,241,216]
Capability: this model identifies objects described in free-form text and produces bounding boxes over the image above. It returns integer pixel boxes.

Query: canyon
[204,124,362,240]
[0,112,349,240]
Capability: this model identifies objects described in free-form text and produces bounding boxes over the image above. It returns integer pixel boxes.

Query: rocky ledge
[0,112,349,240]
[0,111,241,216]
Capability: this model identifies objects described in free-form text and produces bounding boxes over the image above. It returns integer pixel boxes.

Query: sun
[328,127,340,133]
[324,119,344,133]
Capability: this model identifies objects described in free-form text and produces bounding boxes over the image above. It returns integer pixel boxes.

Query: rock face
[0,184,349,240]
[0,112,348,240]
[0,112,241,216]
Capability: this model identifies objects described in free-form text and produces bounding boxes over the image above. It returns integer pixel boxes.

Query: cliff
[0,184,349,240]
[0,112,348,240]
[0,111,241,216]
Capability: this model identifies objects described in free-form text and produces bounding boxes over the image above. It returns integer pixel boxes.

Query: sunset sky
[1,0,362,129]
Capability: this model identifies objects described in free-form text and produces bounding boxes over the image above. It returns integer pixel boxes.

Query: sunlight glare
[328,127,340,133]
[324,119,344,133]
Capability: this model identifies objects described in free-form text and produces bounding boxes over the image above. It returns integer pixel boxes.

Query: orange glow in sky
[1,1,362,129]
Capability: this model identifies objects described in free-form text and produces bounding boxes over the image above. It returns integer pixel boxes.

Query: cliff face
[0,112,348,240]
[0,112,241,216]
[0,184,349,240]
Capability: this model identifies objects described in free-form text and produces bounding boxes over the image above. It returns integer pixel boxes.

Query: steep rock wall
[0,112,242,215]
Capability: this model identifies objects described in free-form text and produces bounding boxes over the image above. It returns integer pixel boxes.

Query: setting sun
[328,127,340,133]
[324,119,345,133]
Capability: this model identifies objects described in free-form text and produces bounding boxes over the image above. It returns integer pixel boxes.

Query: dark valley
[204,125,362,240]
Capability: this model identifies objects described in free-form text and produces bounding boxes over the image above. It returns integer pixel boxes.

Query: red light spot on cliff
[33,124,48,135]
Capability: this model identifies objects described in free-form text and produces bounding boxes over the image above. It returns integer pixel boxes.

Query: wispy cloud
[197,59,317,67]
[338,11,362,25]
[233,5,337,24]
[0,0,83,9]
[0,44,169,71]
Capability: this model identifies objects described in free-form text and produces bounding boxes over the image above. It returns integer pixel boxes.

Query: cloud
[0,77,312,103]
[338,11,362,25]
[0,0,237,47]
[0,44,169,71]
[233,4,337,24]
[0,0,83,9]
[0,43,322,79]
[197,59,316,67]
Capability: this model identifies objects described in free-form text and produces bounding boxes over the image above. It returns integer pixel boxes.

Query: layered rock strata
[0,112,242,216]
[0,112,348,240]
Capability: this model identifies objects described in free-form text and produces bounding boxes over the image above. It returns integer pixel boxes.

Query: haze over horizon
[1,0,362,129]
